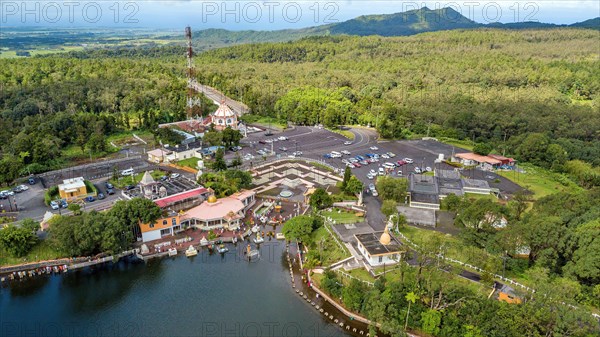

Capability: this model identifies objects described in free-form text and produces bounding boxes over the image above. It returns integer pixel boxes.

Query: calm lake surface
[0,242,349,337]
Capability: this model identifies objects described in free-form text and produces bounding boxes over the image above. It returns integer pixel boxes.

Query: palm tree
[404,291,419,330]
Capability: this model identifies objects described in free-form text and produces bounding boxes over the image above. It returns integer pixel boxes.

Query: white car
[17,184,29,191]
[244,154,255,160]
[344,141,352,145]
[383,162,396,169]
[50,201,59,210]
[278,136,288,141]
[414,167,422,173]
[1,190,14,196]
[341,150,351,155]
[404,158,414,164]
[292,151,303,157]
[372,189,379,197]
[170,173,181,179]
[387,152,396,158]
[346,163,355,168]
[381,154,390,159]
[425,166,432,172]
[378,167,385,175]
[370,146,378,151]
[367,173,374,180]
[369,169,376,175]
[265,139,273,143]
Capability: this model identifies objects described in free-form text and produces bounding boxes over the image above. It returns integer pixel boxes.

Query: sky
[1,1,599,29]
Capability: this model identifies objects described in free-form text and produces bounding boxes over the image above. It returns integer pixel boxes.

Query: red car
[396,160,407,166]
[353,163,361,168]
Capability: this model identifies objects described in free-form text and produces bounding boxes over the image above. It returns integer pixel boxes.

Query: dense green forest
[1,28,599,184]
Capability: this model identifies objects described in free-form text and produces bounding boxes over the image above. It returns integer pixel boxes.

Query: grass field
[240,115,288,130]
[310,225,350,266]
[0,240,64,267]
[439,137,475,151]
[497,164,581,199]
[321,208,363,224]
[110,170,166,188]
[328,128,355,140]
[177,157,200,169]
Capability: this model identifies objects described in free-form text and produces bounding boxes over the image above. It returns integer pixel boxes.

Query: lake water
[0,242,350,337]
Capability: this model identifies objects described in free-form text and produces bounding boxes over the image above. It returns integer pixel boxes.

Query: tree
[0,225,38,257]
[282,215,317,244]
[376,176,407,202]
[564,220,600,284]
[68,203,82,215]
[231,154,242,168]
[473,142,492,156]
[203,130,223,146]
[342,166,351,190]
[421,309,442,335]
[441,193,463,211]
[404,291,419,330]
[211,148,227,171]
[222,126,242,146]
[309,188,332,210]
[345,176,363,195]
[381,200,398,219]
[342,279,366,312]
[20,218,40,233]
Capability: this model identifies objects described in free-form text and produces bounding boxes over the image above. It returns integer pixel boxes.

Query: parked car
[279,147,288,152]
[344,141,352,145]
[278,136,288,141]
[387,152,396,158]
[404,158,414,164]
[12,186,24,193]
[346,163,355,168]
[378,167,385,175]
[259,140,266,144]
[85,196,96,202]
[341,150,351,155]
[97,193,106,200]
[28,177,36,185]
[50,201,60,210]
[414,167,422,173]
[370,146,378,150]
[121,168,134,176]
[396,160,407,166]
[1,190,14,197]
[105,182,114,189]
[353,163,361,168]
[323,154,332,159]
[368,183,376,191]
[349,158,358,163]
[292,151,303,157]
[60,200,68,208]
[229,146,239,152]
[355,155,365,161]
[381,154,390,159]
[425,166,432,172]
[367,173,374,180]
[107,188,115,195]
[125,185,137,190]
[360,160,369,165]
[0,192,7,200]
[170,173,180,179]
[372,189,379,197]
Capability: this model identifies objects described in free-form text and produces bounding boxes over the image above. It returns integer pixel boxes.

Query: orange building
[140,213,183,242]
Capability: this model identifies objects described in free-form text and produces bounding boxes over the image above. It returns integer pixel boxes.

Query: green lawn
[439,137,475,151]
[110,170,166,188]
[61,145,119,162]
[310,226,350,266]
[497,164,581,199]
[240,115,287,130]
[177,157,200,169]
[0,240,64,267]
[328,128,355,140]
[321,208,364,224]
[463,193,498,202]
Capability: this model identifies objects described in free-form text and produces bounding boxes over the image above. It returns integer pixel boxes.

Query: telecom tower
[185,26,197,119]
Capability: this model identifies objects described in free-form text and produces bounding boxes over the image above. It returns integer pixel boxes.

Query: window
[149,223,154,228]
[378,256,383,263]
[162,220,167,225]
[172,218,177,226]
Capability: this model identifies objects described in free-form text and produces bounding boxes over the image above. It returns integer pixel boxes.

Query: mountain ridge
[189,7,599,46]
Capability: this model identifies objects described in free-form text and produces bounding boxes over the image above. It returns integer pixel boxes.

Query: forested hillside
[1,28,599,184]
[194,29,600,166]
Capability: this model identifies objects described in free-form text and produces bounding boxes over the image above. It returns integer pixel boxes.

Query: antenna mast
[185,26,195,120]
